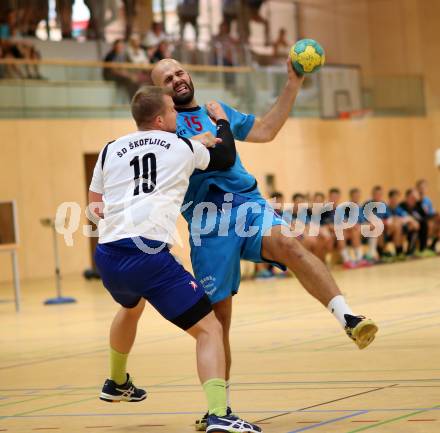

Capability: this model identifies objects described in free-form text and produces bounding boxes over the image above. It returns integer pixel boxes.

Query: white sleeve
[89,151,104,194]
[191,139,210,170]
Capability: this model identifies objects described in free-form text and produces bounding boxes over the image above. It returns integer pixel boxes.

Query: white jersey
[89,130,210,245]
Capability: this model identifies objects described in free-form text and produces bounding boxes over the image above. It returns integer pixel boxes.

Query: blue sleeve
[219,101,255,141]
[423,197,435,215]
[396,206,408,217]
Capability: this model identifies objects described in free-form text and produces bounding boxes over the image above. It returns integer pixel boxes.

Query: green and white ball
[290,39,325,75]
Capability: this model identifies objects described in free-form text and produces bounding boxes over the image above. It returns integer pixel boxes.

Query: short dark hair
[314,192,325,199]
[388,189,400,198]
[112,38,124,49]
[416,179,427,188]
[270,191,284,200]
[292,193,305,201]
[405,188,414,198]
[329,187,340,195]
[372,185,382,194]
[349,188,360,196]
[131,86,170,128]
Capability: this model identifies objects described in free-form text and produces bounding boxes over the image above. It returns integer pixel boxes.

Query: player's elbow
[250,124,278,143]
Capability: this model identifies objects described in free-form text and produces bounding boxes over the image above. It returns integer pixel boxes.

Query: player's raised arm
[245,57,304,143]
[204,101,236,171]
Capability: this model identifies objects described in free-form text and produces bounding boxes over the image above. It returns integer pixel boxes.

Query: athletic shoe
[415,249,437,258]
[363,254,378,265]
[255,269,274,279]
[99,373,147,403]
[379,253,395,264]
[206,414,262,433]
[345,314,378,350]
[343,261,358,270]
[395,253,407,262]
[196,407,233,431]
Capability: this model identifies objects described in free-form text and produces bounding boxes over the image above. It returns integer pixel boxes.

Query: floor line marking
[286,411,368,433]
[345,404,440,432]
[254,384,397,423]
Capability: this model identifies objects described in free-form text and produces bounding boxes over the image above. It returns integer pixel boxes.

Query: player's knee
[202,315,223,340]
[278,236,306,261]
[122,300,145,320]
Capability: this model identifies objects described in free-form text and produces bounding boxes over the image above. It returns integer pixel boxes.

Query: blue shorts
[95,238,212,330]
[189,189,288,304]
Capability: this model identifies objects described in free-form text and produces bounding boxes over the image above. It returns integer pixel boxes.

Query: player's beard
[172,78,195,106]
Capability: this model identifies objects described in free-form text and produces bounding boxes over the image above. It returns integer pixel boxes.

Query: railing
[0,58,427,119]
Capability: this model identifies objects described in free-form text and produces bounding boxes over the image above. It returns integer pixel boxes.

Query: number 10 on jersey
[130,153,157,195]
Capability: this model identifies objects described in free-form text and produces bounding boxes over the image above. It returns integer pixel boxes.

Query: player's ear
[155,114,164,129]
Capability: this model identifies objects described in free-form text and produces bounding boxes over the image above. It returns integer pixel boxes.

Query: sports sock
[368,237,377,258]
[110,347,128,385]
[355,247,363,261]
[327,295,354,328]
[407,231,417,255]
[225,380,231,407]
[203,378,227,417]
[341,248,351,263]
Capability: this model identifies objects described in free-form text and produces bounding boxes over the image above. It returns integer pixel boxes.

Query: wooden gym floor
[1,257,439,433]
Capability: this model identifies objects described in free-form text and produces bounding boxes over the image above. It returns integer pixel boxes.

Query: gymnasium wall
[1,114,439,283]
[299,0,440,110]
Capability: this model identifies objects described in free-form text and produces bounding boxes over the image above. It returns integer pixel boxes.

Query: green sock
[110,347,128,385]
[202,378,227,417]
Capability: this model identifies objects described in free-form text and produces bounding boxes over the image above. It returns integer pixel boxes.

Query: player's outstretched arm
[204,119,236,171]
[245,57,304,143]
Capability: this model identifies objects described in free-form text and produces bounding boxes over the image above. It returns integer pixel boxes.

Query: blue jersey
[421,196,435,216]
[176,102,256,222]
[362,200,389,220]
[388,204,408,218]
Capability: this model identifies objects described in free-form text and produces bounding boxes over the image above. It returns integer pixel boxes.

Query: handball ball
[290,39,325,75]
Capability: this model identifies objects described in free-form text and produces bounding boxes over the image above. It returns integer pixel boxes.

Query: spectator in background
[149,40,171,64]
[84,0,106,40]
[222,0,239,29]
[416,179,440,253]
[103,39,138,100]
[56,0,73,39]
[324,188,360,269]
[336,188,369,268]
[310,191,335,263]
[127,35,149,64]
[400,188,438,257]
[144,21,168,52]
[19,0,48,37]
[127,34,150,84]
[122,0,137,41]
[0,39,43,79]
[0,7,13,39]
[273,27,289,58]
[212,21,238,66]
[177,0,200,42]
[363,185,404,263]
[388,189,420,257]
[349,188,376,263]
[246,0,270,45]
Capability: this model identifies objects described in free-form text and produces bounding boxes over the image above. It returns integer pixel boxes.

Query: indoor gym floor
[1,257,439,433]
